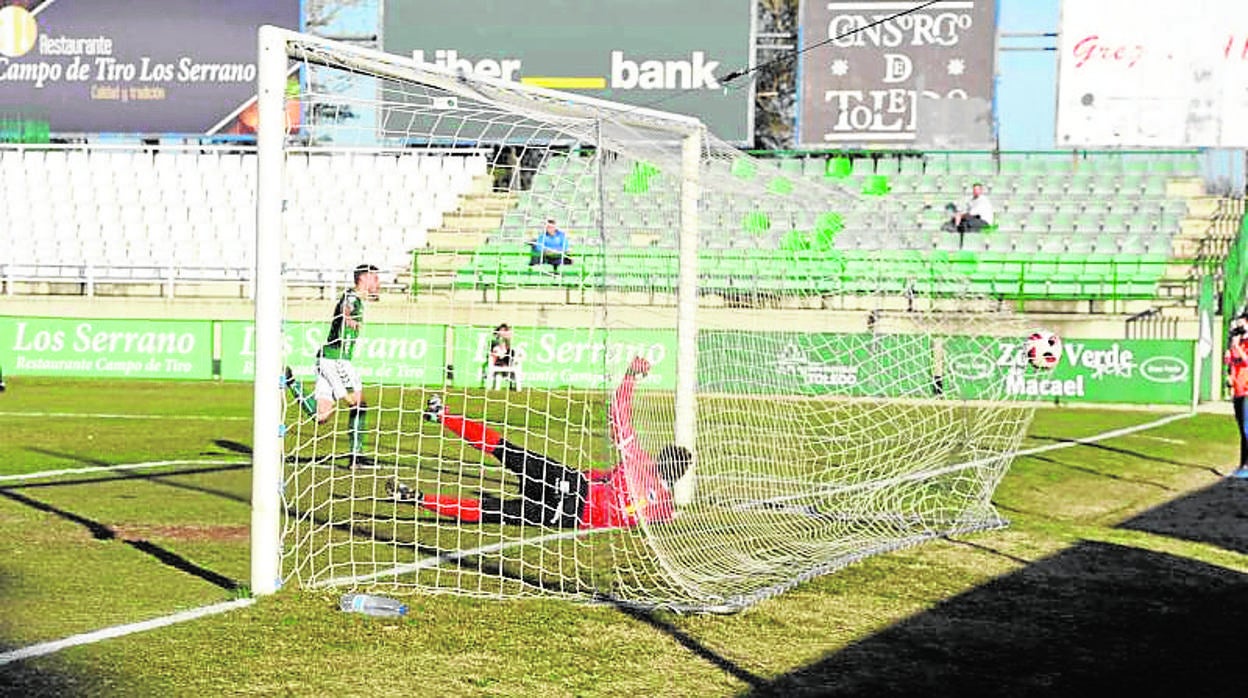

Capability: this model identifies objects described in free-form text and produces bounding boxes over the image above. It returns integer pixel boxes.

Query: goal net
[251,28,1036,612]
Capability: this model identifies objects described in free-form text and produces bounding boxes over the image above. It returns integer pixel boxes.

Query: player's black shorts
[487,439,588,528]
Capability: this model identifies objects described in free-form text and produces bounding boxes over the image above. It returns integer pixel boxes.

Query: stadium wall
[0,311,1199,405]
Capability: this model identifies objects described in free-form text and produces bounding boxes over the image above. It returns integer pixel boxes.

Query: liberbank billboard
[0,0,299,134]
[381,0,756,144]
[796,0,996,148]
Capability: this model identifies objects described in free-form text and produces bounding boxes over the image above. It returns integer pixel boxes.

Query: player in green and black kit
[284,264,380,467]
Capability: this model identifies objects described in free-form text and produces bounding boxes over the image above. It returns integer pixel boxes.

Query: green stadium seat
[801,158,826,179]
[1065,236,1095,256]
[1038,236,1068,254]
[1142,175,1167,198]
[731,158,759,180]
[1048,211,1075,233]
[1175,157,1201,176]
[778,158,804,176]
[860,175,890,196]
[874,158,901,176]
[1048,155,1079,173]
[1125,212,1155,233]
[998,157,1024,175]
[898,157,924,175]
[1085,155,1124,174]
[825,157,853,179]
[1019,157,1051,174]
[1117,173,1145,196]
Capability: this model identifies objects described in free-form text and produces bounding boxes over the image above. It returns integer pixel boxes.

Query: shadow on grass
[1118,477,1248,555]
[211,439,252,456]
[0,653,102,697]
[1021,452,1175,491]
[743,478,1248,697]
[0,489,239,592]
[612,604,766,690]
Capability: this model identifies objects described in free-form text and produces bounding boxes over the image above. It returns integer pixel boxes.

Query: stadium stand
[0,145,1230,316]
[444,150,1219,313]
[0,146,490,295]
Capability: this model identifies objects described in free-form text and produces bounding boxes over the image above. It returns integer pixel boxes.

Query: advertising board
[797,0,997,148]
[0,0,299,134]
[382,0,756,143]
[1056,0,1248,147]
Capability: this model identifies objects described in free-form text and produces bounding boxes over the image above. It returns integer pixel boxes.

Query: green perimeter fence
[1223,211,1248,321]
[0,316,1199,405]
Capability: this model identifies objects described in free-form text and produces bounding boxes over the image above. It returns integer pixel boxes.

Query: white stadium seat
[2,146,488,286]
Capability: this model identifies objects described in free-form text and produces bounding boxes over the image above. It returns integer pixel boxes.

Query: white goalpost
[251,26,1036,612]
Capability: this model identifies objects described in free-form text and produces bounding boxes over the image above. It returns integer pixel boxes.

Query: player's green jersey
[319,288,364,360]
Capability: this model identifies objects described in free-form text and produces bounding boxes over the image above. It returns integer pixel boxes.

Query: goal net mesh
[271,34,1036,612]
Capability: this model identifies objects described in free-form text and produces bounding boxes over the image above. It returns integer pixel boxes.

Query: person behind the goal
[389,356,690,528]
[284,263,380,468]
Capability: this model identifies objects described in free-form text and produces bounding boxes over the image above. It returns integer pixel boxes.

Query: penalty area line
[0,459,251,484]
[312,527,620,589]
[0,598,255,666]
[736,411,1196,511]
[0,411,249,421]
[1012,411,1194,458]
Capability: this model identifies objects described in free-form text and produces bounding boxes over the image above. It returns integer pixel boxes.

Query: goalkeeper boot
[424,395,444,423]
[348,453,376,470]
[386,478,416,502]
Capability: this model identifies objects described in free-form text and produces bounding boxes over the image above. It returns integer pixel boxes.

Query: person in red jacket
[1225,314,1248,479]
[388,356,691,528]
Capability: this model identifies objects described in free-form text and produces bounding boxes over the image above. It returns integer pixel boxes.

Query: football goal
[250,26,1036,612]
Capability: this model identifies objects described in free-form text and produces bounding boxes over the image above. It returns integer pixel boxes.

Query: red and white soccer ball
[1025,330,1062,370]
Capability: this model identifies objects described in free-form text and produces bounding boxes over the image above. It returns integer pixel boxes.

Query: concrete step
[439,213,502,232]
[462,191,518,204]
[1162,261,1198,278]
[1179,218,1214,237]
[1170,238,1202,258]
[464,174,494,196]
[1182,196,1220,218]
[456,199,517,216]
[1166,178,1206,198]
[412,251,475,272]
[425,230,492,250]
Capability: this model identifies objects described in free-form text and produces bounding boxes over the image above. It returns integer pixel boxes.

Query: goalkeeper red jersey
[580,373,675,529]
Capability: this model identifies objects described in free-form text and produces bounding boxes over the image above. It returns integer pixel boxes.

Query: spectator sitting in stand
[529,218,572,273]
[942,182,995,248]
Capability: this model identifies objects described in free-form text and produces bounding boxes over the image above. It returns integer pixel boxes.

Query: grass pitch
[0,377,1245,696]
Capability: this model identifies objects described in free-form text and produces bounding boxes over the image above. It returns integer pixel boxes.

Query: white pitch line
[0,411,249,421]
[313,527,619,589]
[742,411,1196,509]
[1124,434,1188,445]
[0,459,250,484]
[1013,411,1194,458]
[0,598,255,666]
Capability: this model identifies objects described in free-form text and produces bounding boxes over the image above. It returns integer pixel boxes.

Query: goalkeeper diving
[389,356,690,528]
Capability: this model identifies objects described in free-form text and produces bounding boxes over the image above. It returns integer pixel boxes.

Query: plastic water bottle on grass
[339,593,407,617]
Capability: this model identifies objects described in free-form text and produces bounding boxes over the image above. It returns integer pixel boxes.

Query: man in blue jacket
[529,218,571,273]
